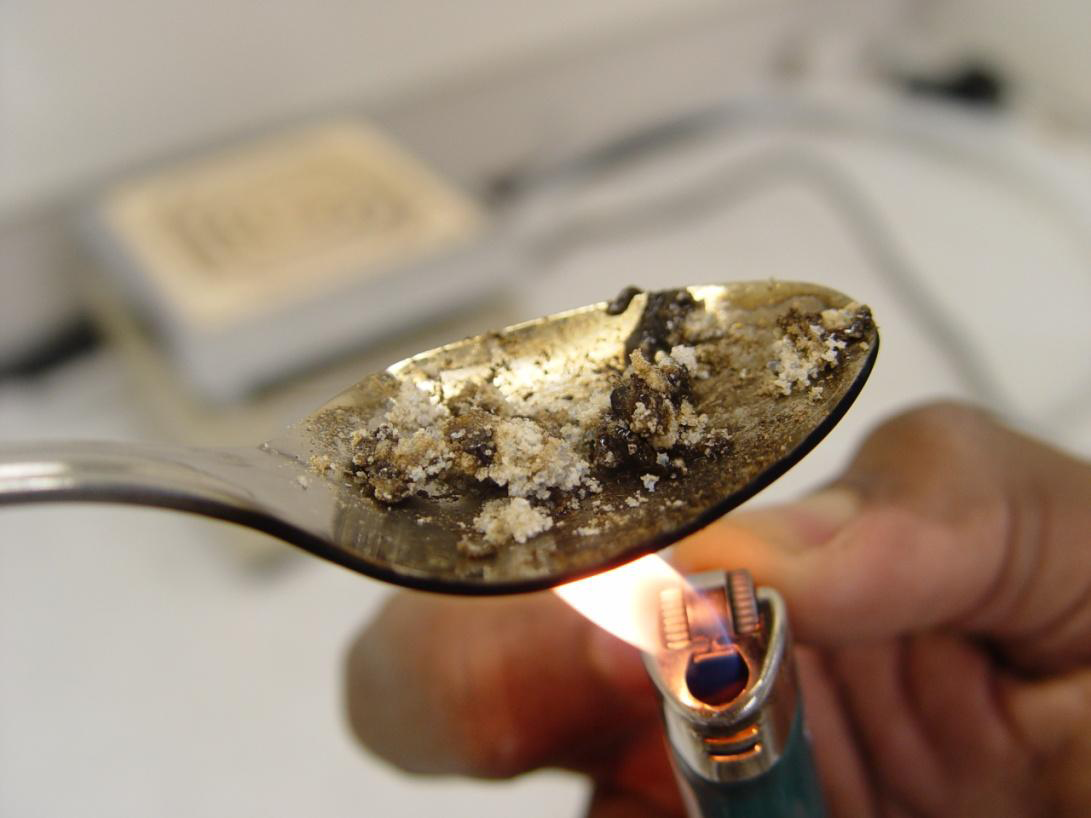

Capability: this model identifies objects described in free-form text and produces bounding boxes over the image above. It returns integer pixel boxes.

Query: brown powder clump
[591,347,725,474]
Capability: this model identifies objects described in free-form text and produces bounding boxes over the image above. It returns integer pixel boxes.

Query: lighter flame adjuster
[641,570,827,818]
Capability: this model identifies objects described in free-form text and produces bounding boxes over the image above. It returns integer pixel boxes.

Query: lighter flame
[553,554,683,652]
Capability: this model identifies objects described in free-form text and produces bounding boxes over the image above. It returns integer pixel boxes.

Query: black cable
[0,317,101,382]
[527,146,1013,412]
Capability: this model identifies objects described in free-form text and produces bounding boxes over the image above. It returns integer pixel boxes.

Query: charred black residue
[840,305,874,341]
[592,345,730,478]
[446,411,496,468]
[605,285,643,315]
[595,373,683,471]
[351,425,413,503]
[624,288,701,358]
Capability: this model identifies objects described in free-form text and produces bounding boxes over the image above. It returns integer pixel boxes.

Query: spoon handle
[0,441,275,517]
[0,440,368,573]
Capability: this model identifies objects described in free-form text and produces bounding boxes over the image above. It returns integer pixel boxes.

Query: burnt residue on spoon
[298,281,877,592]
[605,285,643,315]
[622,288,702,359]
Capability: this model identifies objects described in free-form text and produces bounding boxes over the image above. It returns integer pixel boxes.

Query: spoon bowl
[0,281,877,594]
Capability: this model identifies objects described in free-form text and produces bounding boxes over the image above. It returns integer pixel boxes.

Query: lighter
[641,570,826,818]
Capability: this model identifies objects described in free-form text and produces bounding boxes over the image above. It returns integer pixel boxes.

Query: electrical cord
[504,91,1091,431]
[526,145,1013,414]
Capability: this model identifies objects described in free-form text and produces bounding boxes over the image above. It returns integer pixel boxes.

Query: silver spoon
[0,281,877,594]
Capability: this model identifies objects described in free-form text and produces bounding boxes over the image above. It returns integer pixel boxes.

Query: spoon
[0,281,877,594]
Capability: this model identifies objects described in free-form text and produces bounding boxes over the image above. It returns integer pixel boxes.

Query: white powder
[770,303,864,396]
[386,379,448,428]
[824,335,847,362]
[677,400,710,447]
[820,302,860,332]
[681,308,722,342]
[472,498,554,547]
[771,336,819,396]
[668,345,698,373]
[641,473,659,492]
[477,417,591,500]
[393,428,451,480]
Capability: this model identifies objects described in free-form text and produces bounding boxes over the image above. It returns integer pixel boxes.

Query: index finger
[674,403,1091,671]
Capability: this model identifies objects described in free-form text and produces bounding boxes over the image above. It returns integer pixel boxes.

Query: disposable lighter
[641,570,826,818]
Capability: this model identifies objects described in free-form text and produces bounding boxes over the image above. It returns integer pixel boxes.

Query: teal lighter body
[642,571,827,818]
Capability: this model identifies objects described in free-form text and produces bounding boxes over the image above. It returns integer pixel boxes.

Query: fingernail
[588,626,651,695]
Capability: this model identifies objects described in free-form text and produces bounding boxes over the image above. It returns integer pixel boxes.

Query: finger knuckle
[884,401,991,449]
[859,401,999,475]
[433,632,530,778]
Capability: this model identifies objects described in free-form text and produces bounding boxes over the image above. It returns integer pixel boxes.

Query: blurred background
[3,0,1091,815]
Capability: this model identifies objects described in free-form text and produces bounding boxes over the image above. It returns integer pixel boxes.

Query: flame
[553,554,685,652]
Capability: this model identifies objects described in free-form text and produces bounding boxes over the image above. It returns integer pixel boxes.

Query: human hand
[344,403,1091,817]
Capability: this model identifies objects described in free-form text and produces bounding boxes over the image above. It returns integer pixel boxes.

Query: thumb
[674,403,1091,672]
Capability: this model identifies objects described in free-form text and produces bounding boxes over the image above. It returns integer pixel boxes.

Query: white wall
[6,0,1090,217]
[0,0,718,214]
